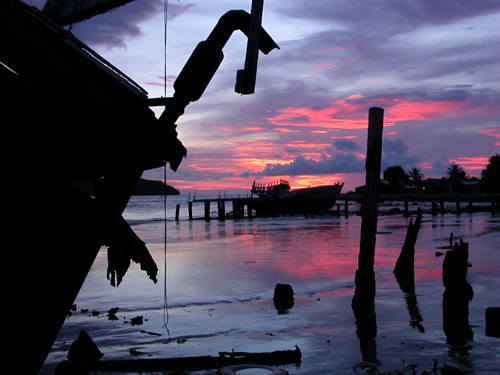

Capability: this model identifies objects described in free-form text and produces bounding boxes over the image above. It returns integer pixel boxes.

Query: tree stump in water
[394,208,422,295]
[442,239,474,345]
[394,208,422,274]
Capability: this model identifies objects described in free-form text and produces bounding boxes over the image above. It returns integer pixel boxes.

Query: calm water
[40,195,500,374]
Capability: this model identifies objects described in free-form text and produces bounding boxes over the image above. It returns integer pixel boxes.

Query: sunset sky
[27,0,500,193]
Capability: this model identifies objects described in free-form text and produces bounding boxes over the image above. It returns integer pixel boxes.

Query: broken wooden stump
[273,283,295,313]
[442,239,472,295]
[486,307,500,338]
[442,239,474,345]
[394,208,422,278]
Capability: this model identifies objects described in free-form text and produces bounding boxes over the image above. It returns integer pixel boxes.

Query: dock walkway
[178,193,500,220]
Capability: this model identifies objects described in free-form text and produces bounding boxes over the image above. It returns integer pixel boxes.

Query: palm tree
[447,163,466,193]
[407,167,424,189]
[447,163,466,182]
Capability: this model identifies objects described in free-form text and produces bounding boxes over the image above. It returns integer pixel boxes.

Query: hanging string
[163,0,169,99]
[162,165,171,339]
[162,0,171,340]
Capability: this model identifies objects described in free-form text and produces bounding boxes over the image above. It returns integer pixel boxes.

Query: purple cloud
[63,0,195,48]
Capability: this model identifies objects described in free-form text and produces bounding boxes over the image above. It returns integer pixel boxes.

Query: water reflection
[395,272,425,333]
[352,301,380,371]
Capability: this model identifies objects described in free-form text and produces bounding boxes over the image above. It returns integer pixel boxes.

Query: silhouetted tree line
[382,153,499,194]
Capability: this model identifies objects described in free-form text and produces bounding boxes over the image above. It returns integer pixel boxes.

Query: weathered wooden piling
[175,204,180,221]
[353,107,384,306]
[394,208,422,280]
[218,199,225,220]
[492,200,500,215]
[432,201,438,216]
[247,203,253,218]
[188,201,193,220]
[442,239,474,345]
[486,307,500,337]
[233,199,244,219]
[204,201,210,220]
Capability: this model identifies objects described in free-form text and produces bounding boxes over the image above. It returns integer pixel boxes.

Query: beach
[39,195,500,374]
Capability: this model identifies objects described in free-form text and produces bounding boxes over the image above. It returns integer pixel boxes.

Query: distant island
[72,178,180,196]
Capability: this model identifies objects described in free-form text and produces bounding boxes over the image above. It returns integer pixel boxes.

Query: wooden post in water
[353,107,384,306]
[233,200,242,219]
[218,199,225,220]
[188,202,193,220]
[394,208,422,276]
[175,204,180,221]
[432,201,438,216]
[204,201,210,220]
[247,203,253,218]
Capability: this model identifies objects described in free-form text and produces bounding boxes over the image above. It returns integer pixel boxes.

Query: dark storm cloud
[334,138,359,152]
[382,137,422,171]
[429,155,450,176]
[68,0,195,48]
[254,152,365,177]
[264,1,500,97]
[279,1,500,32]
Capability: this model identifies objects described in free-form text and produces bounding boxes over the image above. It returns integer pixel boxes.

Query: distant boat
[250,179,344,215]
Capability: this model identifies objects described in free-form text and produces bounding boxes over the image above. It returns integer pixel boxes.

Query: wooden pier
[338,193,500,217]
[177,193,500,220]
[179,197,255,220]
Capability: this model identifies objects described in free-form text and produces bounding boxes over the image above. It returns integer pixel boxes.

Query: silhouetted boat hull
[250,180,344,215]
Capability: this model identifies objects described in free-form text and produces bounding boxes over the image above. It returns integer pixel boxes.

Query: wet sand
[39,196,500,374]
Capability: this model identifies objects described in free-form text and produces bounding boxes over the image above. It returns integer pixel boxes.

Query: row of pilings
[178,195,500,221]
[177,198,254,221]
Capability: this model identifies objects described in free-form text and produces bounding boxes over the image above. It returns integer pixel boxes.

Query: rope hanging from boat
[162,164,171,339]
[162,0,171,340]
[163,0,170,99]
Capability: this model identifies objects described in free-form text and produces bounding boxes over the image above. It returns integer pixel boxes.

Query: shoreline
[40,207,500,374]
